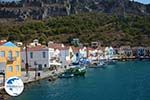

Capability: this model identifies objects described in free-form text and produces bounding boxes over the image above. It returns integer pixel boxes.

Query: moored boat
[58,72,74,78]
[68,66,86,76]
[97,61,105,67]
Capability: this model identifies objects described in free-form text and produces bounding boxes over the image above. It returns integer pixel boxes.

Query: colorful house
[0,41,21,79]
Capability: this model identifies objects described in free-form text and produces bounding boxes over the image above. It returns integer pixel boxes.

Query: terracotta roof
[70,46,80,52]
[22,45,47,51]
[132,47,145,50]
[87,47,96,51]
[48,43,67,50]
[0,41,6,46]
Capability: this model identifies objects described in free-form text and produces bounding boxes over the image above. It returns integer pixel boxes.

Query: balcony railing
[7,57,16,62]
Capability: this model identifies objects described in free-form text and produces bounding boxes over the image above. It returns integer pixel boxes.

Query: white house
[21,42,72,70]
[104,46,115,59]
[48,43,69,67]
[21,45,50,70]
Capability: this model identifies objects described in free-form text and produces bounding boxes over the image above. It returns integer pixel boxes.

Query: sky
[0,0,150,4]
[133,0,150,4]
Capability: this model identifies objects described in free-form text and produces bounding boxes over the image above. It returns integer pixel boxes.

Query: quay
[0,67,66,90]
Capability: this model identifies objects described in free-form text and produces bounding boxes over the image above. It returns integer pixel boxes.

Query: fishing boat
[58,65,86,78]
[58,72,74,78]
[68,66,86,76]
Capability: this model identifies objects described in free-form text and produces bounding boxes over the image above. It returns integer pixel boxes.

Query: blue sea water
[12,61,150,100]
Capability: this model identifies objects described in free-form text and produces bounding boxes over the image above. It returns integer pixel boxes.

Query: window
[43,52,46,58]
[16,65,20,72]
[38,64,42,70]
[8,66,13,72]
[8,51,12,59]
[44,64,47,67]
[0,51,5,57]
[16,51,19,57]
[30,52,33,59]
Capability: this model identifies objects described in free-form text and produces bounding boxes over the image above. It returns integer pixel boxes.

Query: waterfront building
[145,47,150,57]
[104,46,115,59]
[0,41,21,79]
[48,42,69,67]
[119,46,133,58]
[79,47,87,58]
[137,47,146,57]
[21,45,49,70]
[132,47,146,57]
[68,46,80,63]
[21,42,70,70]
[88,47,99,63]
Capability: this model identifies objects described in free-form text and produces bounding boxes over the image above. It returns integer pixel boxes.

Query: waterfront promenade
[22,67,65,84]
[0,67,66,90]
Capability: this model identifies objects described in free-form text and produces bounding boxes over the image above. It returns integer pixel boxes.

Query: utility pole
[25,42,29,76]
[34,61,37,80]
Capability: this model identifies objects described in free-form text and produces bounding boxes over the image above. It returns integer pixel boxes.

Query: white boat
[97,61,105,67]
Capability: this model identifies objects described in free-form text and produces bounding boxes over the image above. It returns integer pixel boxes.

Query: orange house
[0,41,21,79]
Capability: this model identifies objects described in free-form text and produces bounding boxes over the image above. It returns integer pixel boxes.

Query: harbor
[0,39,150,100]
[0,0,150,99]
[10,60,150,100]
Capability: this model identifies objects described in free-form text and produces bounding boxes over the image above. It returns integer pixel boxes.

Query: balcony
[7,57,16,62]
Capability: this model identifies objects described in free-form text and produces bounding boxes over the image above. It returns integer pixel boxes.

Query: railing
[7,57,16,62]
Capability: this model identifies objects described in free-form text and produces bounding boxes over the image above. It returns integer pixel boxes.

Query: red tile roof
[70,46,80,52]
[0,41,6,46]
[22,45,47,51]
[87,47,95,51]
[48,43,67,50]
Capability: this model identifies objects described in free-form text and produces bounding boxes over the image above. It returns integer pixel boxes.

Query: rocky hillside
[0,0,150,46]
[0,0,149,20]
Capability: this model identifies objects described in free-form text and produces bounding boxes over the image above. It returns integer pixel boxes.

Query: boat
[58,72,74,78]
[88,59,100,68]
[68,65,86,76]
[97,61,105,67]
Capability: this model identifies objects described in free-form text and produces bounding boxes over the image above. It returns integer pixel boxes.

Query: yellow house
[0,41,21,79]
